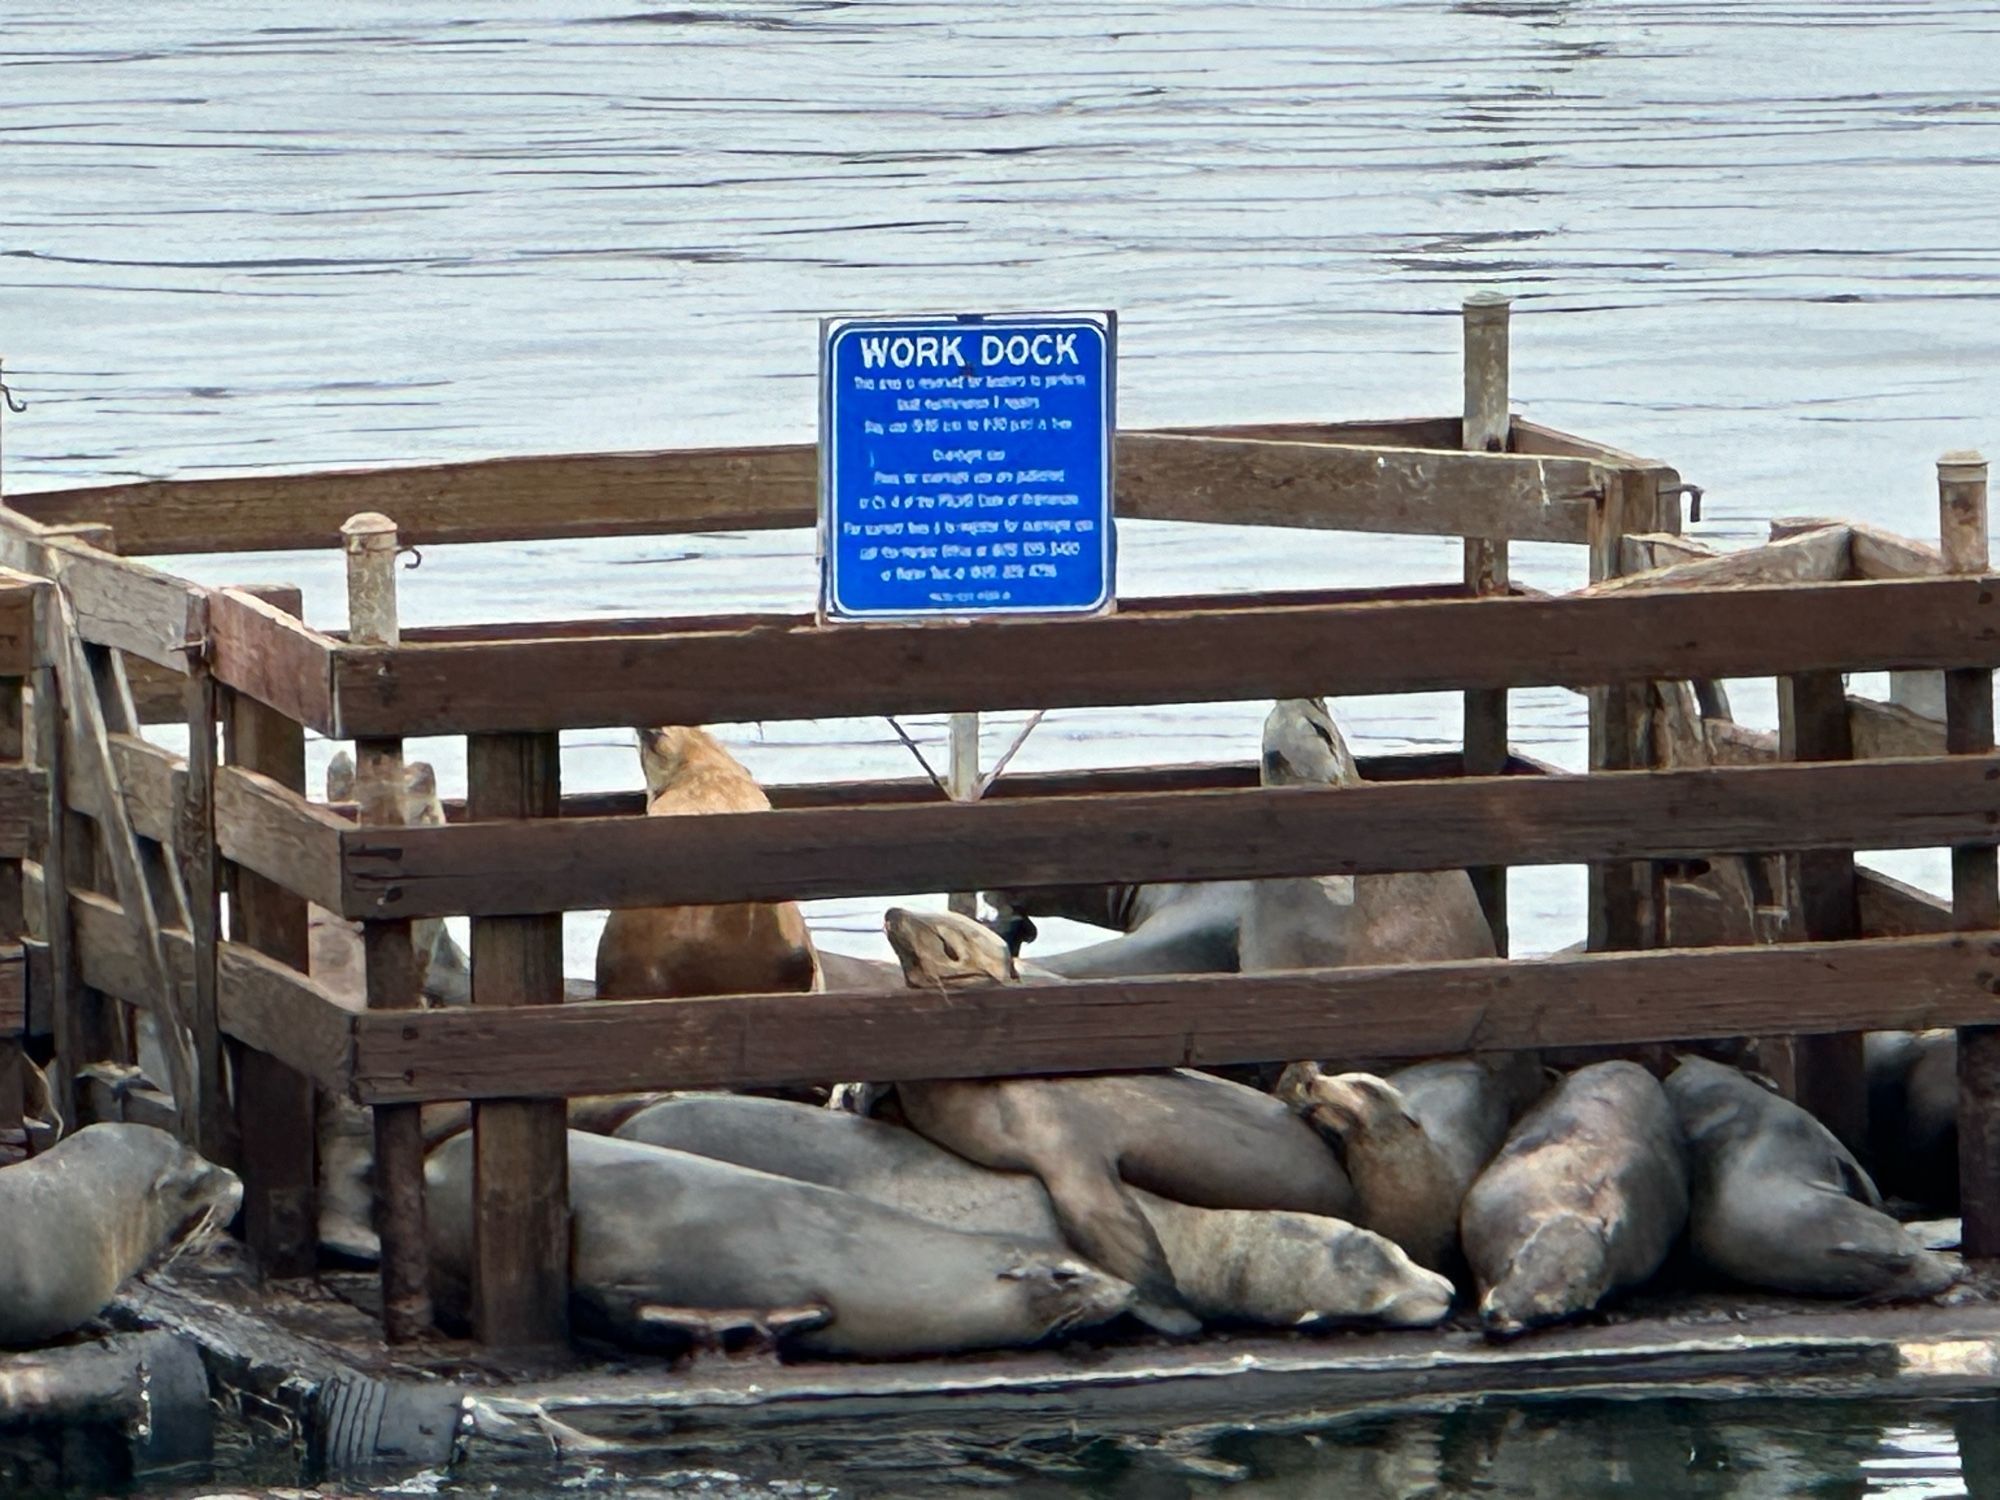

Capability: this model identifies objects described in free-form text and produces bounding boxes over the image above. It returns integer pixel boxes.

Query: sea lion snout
[884,908,1016,988]
[998,1256,1136,1334]
[1478,1214,1609,1337]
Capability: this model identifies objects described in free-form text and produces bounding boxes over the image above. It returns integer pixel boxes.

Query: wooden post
[467,733,569,1349]
[1586,468,1651,951]
[222,585,318,1277]
[0,654,23,1149]
[1940,451,2000,1256]
[947,714,979,917]
[181,596,231,1163]
[342,513,432,1342]
[1462,291,1510,955]
[1778,670,1865,1150]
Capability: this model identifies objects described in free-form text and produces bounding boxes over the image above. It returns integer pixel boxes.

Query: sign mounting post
[819,311,1117,915]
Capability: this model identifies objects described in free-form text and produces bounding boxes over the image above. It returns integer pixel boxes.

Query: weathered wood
[0,659,19,1149]
[1589,526,1852,596]
[0,510,200,670]
[222,584,318,1280]
[1620,532,1717,575]
[1461,293,1512,956]
[34,650,85,1125]
[0,572,44,677]
[1586,467,1654,950]
[1852,523,1945,580]
[336,753,2000,921]
[328,574,2000,738]
[1936,452,2000,1258]
[4,421,1584,555]
[0,944,25,1033]
[343,513,431,1344]
[1849,694,1946,760]
[216,941,355,1094]
[105,733,184,847]
[467,731,569,1350]
[1706,719,1780,766]
[1781,670,1866,1150]
[117,654,185,725]
[1856,868,1953,938]
[1155,417,1463,448]
[1507,418,1655,466]
[181,600,230,1164]
[208,586,338,735]
[346,931,2000,1105]
[215,764,347,911]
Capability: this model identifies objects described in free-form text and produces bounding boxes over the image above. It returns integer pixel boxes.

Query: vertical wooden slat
[223,584,317,1278]
[1938,451,2000,1257]
[0,654,23,1146]
[181,597,231,1164]
[1586,467,1650,951]
[947,714,980,919]
[1461,291,1511,955]
[343,512,432,1343]
[1779,670,1865,1150]
[468,731,570,1349]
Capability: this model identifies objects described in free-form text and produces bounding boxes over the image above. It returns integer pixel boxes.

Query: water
[3,0,1999,1489]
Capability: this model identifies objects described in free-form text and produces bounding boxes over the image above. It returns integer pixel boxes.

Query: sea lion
[425,1129,1135,1358]
[594,727,820,999]
[1460,1061,1689,1335]
[0,1123,242,1346]
[1240,699,1499,971]
[326,752,470,1005]
[1666,1055,1956,1300]
[616,1093,1452,1330]
[883,907,1354,1334]
[1865,1029,1957,1211]
[983,880,1253,977]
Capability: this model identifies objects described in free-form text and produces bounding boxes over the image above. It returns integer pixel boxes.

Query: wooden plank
[328,574,2000,738]
[1849,694,1945,760]
[1782,671,1865,1150]
[1461,292,1512,957]
[1585,466,1648,951]
[0,511,200,671]
[1588,526,1851,596]
[1857,868,1953,938]
[222,584,319,1281]
[120,656,185,725]
[467,731,569,1350]
[215,765,346,912]
[1114,435,1601,544]
[106,733,184,847]
[181,606,230,1165]
[208,588,337,735]
[33,649,84,1126]
[0,766,41,860]
[1,420,1490,556]
[335,753,2000,921]
[216,941,354,1094]
[0,573,46,677]
[0,944,24,1033]
[65,885,183,1016]
[1507,418,1657,467]
[1620,532,1717,575]
[1852,523,1944,580]
[1706,720,1779,766]
[346,932,2000,1105]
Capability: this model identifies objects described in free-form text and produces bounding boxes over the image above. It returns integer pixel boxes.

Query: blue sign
[819,312,1116,621]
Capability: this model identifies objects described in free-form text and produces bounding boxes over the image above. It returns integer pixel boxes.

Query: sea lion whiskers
[884,907,1017,988]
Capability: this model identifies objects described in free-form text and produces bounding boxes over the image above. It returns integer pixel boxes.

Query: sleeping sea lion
[1666,1055,1956,1300]
[616,1093,1452,1330]
[595,727,820,999]
[983,880,1253,977]
[883,907,1355,1335]
[1460,1061,1689,1336]
[0,1124,241,1346]
[425,1129,1135,1358]
[1241,699,1499,971]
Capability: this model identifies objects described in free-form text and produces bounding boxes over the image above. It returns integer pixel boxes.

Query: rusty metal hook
[398,544,422,570]
[0,362,25,415]
[1663,481,1704,524]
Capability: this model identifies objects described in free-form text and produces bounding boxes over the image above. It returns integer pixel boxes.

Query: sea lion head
[1477,1211,1608,1337]
[1302,1228,1456,1329]
[1301,1072,1423,1145]
[637,726,713,799]
[325,751,442,824]
[78,1124,244,1268]
[997,1253,1136,1336]
[1262,698,1361,789]
[884,907,1017,988]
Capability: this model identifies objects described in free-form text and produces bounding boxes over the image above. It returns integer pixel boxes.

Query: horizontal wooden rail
[216,766,347,912]
[4,419,1627,557]
[325,574,2000,737]
[346,932,2000,1104]
[0,571,45,677]
[0,764,45,860]
[335,753,2000,920]
[209,588,337,732]
[0,943,26,1034]
[0,510,199,671]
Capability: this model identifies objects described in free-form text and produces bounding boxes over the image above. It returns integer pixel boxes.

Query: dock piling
[1462,290,1511,954]
[1939,451,2000,1256]
[342,512,434,1342]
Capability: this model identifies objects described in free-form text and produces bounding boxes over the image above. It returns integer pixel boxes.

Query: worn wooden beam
[1620,532,1717,575]
[215,765,347,912]
[208,587,338,735]
[328,574,2000,738]
[0,944,25,1034]
[0,510,201,670]
[336,753,2000,921]
[1781,671,1866,1150]
[1461,292,1512,956]
[216,941,354,1095]
[222,584,320,1280]
[1588,526,1851,596]
[1507,418,1657,467]
[346,931,2000,1105]
[0,571,45,677]
[467,731,570,1350]
[1849,695,1945,760]
[182,601,230,1165]
[1857,868,1953,938]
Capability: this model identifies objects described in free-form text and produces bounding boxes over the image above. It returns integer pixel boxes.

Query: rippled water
[4,2,1999,1490]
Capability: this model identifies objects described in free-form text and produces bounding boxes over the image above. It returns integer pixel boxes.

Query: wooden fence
[0,299,1993,1360]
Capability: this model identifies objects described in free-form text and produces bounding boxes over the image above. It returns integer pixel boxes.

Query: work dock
[3,299,2000,1491]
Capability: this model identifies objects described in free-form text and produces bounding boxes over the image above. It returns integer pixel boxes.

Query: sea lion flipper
[636,1301,833,1351]
[1040,1157,1198,1336]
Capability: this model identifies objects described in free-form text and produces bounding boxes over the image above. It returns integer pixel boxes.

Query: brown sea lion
[1241,698,1499,971]
[1667,1056,1956,1300]
[425,1129,1134,1359]
[883,907,1355,1335]
[616,1092,1453,1331]
[0,1124,241,1346]
[1460,1061,1689,1336]
[594,727,820,999]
